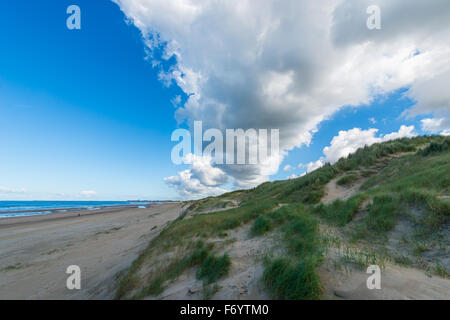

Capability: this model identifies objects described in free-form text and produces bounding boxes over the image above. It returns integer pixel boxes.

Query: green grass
[340,246,386,270]
[356,139,449,239]
[197,253,231,285]
[419,139,449,156]
[365,194,400,232]
[433,261,449,279]
[116,135,449,300]
[127,247,230,299]
[250,216,273,236]
[95,226,122,235]
[115,199,278,299]
[263,257,322,300]
[202,283,221,300]
[262,204,323,299]
[312,194,367,227]
[336,174,359,186]
[1,263,23,271]
[361,145,450,193]
[118,240,213,299]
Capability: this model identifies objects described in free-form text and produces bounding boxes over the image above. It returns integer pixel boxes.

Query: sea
[0,201,156,218]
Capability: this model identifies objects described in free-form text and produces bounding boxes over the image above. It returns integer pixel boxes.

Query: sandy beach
[0,202,185,299]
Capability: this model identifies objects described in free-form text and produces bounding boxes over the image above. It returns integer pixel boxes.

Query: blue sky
[274,89,424,180]
[0,1,446,200]
[0,0,185,200]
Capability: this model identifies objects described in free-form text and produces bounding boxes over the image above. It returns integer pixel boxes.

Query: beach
[0,202,185,299]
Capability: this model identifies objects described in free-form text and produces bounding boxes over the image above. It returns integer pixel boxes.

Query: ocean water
[0,201,152,218]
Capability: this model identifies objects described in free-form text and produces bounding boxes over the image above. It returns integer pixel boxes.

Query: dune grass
[116,135,449,300]
[115,199,278,299]
[250,215,273,236]
[365,194,400,232]
[312,194,367,227]
[258,204,323,299]
[197,253,231,285]
[336,174,359,186]
[360,144,449,234]
[263,257,322,300]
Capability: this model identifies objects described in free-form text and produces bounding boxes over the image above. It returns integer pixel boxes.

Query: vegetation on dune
[313,194,367,227]
[250,215,273,236]
[360,140,449,234]
[336,173,359,186]
[262,204,323,299]
[197,253,231,285]
[419,139,449,156]
[116,135,449,300]
[263,257,322,300]
[365,194,400,232]
[115,199,279,299]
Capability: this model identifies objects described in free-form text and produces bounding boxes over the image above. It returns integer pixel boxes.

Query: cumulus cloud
[283,165,294,172]
[113,0,450,196]
[164,154,229,197]
[184,153,228,186]
[171,95,182,108]
[164,170,227,199]
[299,159,326,173]
[420,117,450,135]
[381,125,417,141]
[303,125,417,170]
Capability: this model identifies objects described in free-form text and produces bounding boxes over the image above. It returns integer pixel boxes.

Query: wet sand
[0,202,185,299]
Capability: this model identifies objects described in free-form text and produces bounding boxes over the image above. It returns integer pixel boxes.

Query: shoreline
[0,202,177,228]
[0,202,185,299]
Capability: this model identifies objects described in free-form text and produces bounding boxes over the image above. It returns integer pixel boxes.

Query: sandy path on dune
[322,178,366,204]
[151,224,274,300]
[321,263,450,300]
[0,203,184,300]
[320,168,450,300]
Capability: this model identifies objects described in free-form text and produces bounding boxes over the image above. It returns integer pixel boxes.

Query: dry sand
[155,224,274,300]
[320,174,450,300]
[320,259,450,300]
[322,176,366,204]
[0,203,184,300]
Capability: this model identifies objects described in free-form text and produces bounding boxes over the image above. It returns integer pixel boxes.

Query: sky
[1,0,449,200]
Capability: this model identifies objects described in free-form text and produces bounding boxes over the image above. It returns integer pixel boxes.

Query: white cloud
[0,186,27,194]
[171,95,182,108]
[369,118,376,124]
[408,72,450,120]
[420,117,449,134]
[382,125,417,141]
[164,169,227,199]
[323,128,380,164]
[299,159,326,173]
[313,125,417,166]
[184,153,228,186]
[164,154,229,198]
[283,165,294,171]
[80,190,97,196]
[114,0,450,190]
